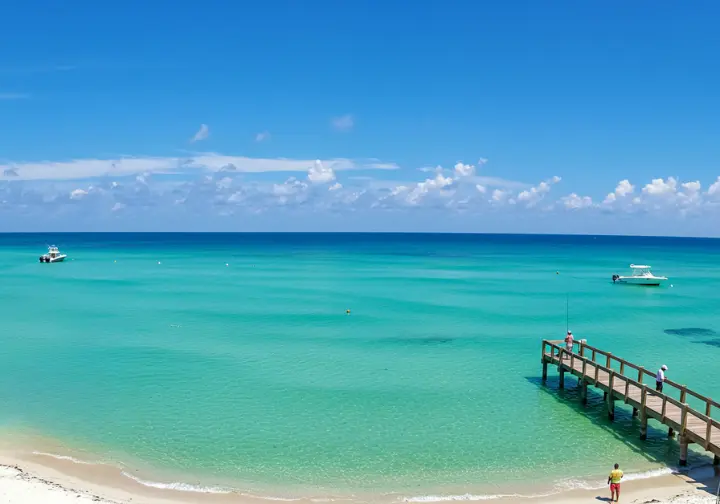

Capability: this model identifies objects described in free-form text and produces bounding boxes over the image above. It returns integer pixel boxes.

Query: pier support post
[639,385,648,440]
[678,435,689,466]
[559,368,565,389]
[580,380,588,405]
[542,361,548,382]
[606,393,615,421]
[714,455,720,466]
[668,427,675,438]
[632,407,638,417]
[639,411,648,440]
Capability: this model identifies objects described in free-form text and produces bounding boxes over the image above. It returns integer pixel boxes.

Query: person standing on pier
[656,365,668,392]
[564,330,574,357]
[608,463,623,502]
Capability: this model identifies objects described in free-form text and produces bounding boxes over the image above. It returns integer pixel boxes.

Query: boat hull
[40,255,67,263]
[614,276,667,286]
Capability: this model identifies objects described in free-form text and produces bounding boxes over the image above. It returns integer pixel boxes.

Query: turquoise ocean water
[0,233,719,499]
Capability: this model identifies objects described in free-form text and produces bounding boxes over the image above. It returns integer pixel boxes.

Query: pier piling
[580,380,588,405]
[679,435,689,466]
[606,393,615,421]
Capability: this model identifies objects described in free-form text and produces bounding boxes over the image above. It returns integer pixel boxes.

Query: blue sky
[1,1,719,234]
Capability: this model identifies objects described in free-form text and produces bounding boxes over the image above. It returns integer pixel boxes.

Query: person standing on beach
[608,463,623,502]
[656,365,668,392]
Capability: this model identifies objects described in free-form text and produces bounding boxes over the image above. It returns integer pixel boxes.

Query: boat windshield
[632,267,652,276]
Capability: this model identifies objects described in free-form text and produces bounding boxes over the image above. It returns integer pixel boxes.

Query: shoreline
[0,447,718,504]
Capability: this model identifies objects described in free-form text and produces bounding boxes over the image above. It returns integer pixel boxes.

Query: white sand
[0,464,119,503]
[0,453,718,504]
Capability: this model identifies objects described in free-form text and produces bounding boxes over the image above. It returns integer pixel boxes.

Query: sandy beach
[0,449,717,504]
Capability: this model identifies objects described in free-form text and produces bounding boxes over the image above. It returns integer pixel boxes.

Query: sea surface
[0,233,719,500]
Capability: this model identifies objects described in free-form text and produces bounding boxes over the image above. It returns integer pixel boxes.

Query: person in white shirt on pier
[656,365,668,392]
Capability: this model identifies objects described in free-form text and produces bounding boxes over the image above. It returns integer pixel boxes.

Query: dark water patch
[663,328,717,337]
[695,339,720,348]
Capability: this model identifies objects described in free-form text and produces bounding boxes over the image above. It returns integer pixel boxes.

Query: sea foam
[402,465,677,502]
[32,451,97,465]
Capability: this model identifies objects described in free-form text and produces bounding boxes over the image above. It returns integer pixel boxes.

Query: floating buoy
[226,263,229,267]
[157,261,161,265]
[346,309,351,315]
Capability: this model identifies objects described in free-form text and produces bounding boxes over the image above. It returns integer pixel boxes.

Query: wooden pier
[541,339,720,467]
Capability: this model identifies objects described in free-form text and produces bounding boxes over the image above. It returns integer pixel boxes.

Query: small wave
[121,471,233,494]
[555,466,675,491]
[403,493,535,502]
[120,471,339,501]
[32,451,96,465]
[403,466,677,502]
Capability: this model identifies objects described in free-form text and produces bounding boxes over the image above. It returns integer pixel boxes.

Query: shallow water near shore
[0,233,719,499]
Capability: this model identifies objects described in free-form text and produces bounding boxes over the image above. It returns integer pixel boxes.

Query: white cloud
[682,181,701,193]
[307,160,336,184]
[272,177,308,196]
[0,153,399,181]
[561,193,593,209]
[454,162,475,177]
[190,124,210,143]
[70,188,88,200]
[216,177,232,189]
[491,189,509,202]
[708,177,720,197]
[405,174,453,204]
[331,114,354,131]
[615,179,634,197]
[7,155,720,229]
[255,131,270,143]
[603,179,635,205]
[516,176,561,207]
[642,177,678,196]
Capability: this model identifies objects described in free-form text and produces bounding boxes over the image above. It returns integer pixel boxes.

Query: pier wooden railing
[541,339,720,467]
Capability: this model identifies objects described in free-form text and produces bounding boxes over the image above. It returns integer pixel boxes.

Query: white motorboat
[612,264,667,286]
[39,246,67,263]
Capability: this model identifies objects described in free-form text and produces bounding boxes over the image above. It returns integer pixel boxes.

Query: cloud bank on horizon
[1,127,719,235]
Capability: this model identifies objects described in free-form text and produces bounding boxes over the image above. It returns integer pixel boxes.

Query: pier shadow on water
[526,375,720,497]
[526,376,671,466]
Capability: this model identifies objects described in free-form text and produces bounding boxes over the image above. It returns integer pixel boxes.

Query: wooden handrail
[543,339,720,410]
